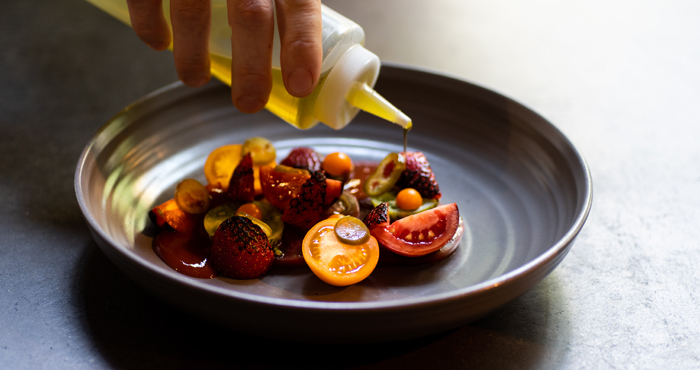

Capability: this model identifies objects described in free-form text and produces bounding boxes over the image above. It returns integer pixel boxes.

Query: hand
[125,0,323,113]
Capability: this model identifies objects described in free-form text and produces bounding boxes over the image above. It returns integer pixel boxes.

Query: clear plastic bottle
[86,0,412,130]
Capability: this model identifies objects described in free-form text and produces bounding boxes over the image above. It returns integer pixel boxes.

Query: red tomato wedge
[371,203,459,257]
[259,166,342,211]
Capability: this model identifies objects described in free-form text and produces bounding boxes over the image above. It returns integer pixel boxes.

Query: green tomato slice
[334,216,370,245]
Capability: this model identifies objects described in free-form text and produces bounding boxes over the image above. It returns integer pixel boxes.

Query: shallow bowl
[75,65,592,342]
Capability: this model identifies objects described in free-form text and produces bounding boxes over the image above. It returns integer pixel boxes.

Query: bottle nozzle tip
[395,111,412,130]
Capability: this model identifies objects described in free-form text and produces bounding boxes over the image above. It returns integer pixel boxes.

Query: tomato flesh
[371,203,459,257]
[302,219,379,286]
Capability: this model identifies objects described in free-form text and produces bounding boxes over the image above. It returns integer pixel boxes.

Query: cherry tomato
[396,188,422,210]
[236,202,263,220]
[204,143,272,194]
[241,137,276,166]
[302,218,379,286]
[322,152,353,177]
[371,203,460,257]
[204,144,243,190]
[175,179,211,214]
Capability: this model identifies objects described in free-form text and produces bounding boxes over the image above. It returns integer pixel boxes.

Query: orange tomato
[204,144,243,190]
[322,152,353,177]
[203,144,271,194]
[302,218,379,286]
[396,188,422,210]
[236,202,263,220]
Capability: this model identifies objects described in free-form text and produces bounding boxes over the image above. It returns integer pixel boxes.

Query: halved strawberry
[282,171,327,229]
[210,215,274,279]
[363,202,390,230]
[281,147,324,172]
[228,153,255,202]
[396,151,441,199]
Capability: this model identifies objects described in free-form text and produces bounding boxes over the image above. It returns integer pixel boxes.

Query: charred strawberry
[210,215,274,279]
[281,147,324,172]
[396,152,441,199]
[228,153,255,202]
[363,202,390,230]
[282,171,327,229]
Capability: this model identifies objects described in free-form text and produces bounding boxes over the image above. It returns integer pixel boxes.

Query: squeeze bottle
[85,0,412,130]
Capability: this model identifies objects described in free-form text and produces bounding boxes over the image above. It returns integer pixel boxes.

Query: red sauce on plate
[153,229,216,279]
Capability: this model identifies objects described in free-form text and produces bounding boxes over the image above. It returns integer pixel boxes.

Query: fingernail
[288,69,313,96]
[236,96,266,113]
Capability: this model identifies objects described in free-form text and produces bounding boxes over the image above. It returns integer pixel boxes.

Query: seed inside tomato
[302,218,379,286]
[371,203,459,257]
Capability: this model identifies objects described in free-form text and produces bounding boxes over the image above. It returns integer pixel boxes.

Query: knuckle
[233,67,268,83]
[285,36,317,53]
[233,0,273,26]
[173,1,209,23]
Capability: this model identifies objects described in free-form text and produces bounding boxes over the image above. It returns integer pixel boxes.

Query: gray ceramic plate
[75,65,591,342]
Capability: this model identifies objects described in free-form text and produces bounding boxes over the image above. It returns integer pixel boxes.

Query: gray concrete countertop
[1,0,698,368]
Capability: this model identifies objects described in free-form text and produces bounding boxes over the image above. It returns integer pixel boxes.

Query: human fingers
[171,0,212,87]
[227,0,275,113]
[126,0,171,51]
[274,0,322,97]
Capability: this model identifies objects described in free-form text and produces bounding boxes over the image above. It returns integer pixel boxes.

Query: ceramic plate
[75,65,592,342]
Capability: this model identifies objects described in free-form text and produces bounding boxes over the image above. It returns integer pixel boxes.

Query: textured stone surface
[1,0,699,368]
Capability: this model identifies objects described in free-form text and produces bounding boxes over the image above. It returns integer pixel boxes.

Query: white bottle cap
[314,44,381,130]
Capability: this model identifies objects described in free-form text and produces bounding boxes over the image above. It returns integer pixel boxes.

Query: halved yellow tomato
[204,144,243,190]
[302,218,379,286]
[203,144,273,194]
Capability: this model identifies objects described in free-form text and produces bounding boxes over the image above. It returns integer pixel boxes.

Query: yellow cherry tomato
[322,152,353,177]
[396,188,423,210]
[236,203,263,220]
[241,137,276,166]
[302,218,379,286]
[174,179,211,214]
[204,144,243,190]
[204,143,272,194]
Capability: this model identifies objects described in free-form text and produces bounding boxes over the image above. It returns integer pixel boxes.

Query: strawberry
[228,153,255,202]
[282,171,327,229]
[210,216,274,279]
[281,147,323,172]
[396,151,441,199]
[363,202,390,230]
